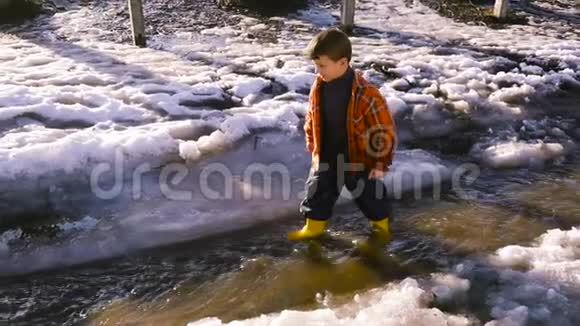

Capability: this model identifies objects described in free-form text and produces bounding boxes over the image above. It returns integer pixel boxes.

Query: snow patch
[188,278,471,326]
[485,228,580,326]
[479,141,567,169]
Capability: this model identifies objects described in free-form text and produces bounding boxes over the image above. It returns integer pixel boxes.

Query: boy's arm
[365,88,396,172]
[304,105,314,153]
[304,81,319,153]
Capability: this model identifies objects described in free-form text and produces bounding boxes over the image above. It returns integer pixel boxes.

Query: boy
[288,28,397,241]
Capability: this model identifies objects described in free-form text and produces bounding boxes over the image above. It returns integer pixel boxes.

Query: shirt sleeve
[304,105,313,152]
[304,82,319,153]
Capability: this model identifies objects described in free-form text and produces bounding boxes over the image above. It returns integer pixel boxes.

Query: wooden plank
[494,0,509,19]
[128,0,146,47]
[341,0,355,33]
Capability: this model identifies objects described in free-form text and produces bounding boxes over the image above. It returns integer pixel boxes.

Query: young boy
[288,28,397,241]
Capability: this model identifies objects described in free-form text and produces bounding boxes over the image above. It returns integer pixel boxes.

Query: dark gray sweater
[320,67,354,166]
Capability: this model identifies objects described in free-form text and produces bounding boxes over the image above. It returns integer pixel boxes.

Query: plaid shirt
[304,70,396,173]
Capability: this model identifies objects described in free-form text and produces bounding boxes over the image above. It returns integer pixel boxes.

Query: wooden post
[128,0,146,47]
[341,0,355,33]
[493,0,509,19]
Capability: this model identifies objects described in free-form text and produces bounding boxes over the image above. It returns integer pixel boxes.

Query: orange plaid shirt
[304,70,396,174]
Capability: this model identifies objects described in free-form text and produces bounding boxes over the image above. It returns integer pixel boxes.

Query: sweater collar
[324,67,354,86]
[313,67,365,91]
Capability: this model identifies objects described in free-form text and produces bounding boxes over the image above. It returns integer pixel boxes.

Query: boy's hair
[305,28,352,62]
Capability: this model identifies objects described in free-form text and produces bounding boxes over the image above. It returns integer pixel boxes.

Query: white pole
[128,0,146,47]
[341,0,355,33]
[494,0,509,19]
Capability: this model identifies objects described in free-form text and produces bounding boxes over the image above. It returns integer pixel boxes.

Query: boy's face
[313,55,348,82]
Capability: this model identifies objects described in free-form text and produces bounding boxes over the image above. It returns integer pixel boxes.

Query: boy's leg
[346,170,392,253]
[289,165,342,240]
[345,170,393,253]
[345,170,392,222]
[299,165,342,221]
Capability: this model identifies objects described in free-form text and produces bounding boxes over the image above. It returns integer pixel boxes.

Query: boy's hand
[368,168,385,180]
[306,142,314,153]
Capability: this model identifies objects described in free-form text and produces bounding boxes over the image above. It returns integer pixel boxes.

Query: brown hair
[304,28,352,62]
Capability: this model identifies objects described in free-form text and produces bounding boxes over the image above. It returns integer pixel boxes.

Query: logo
[363,124,394,158]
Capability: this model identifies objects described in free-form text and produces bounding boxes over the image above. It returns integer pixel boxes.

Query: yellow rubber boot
[370,217,392,246]
[355,217,392,256]
[371,217,390,236]
[288,218,327,241]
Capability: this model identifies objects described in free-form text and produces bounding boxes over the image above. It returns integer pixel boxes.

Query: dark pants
[299,162,392,221]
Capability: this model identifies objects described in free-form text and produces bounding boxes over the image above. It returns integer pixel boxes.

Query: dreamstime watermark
[89,148,482,202]
[364,124,396,159]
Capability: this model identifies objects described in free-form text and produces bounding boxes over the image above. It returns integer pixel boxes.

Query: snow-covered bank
[187,228,580,326]
[0,128,454,275]
[0,131,303,275]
